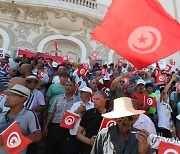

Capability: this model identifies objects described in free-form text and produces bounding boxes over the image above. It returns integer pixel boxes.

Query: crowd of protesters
[0,52,180,154]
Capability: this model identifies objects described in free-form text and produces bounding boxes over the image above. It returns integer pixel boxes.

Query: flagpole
[173,0,179,23]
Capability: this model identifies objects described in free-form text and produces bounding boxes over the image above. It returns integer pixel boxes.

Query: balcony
[1,0,108,19]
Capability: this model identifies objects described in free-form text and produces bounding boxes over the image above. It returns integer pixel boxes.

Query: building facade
[0,0,179,69]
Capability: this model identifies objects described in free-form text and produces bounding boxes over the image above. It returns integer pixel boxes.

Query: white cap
[136,79,145,85]
[103,76,110,81]
[52,62,59,68]
[80,87,92,94]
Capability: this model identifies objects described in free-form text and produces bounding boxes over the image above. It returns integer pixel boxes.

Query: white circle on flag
[147,98,153,105]
[80,69,85,75]
[128,26,162,54]
[7,132,21,148]
[159,75,165,81]
[164,149,178,154]
[65,116,75,125]
[106,120,116,128]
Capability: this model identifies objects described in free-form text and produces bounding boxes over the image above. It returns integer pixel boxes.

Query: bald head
[20,64,32,77]
[7,77,26,89]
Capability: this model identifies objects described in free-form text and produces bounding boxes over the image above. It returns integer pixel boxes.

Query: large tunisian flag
[92,0,180,69]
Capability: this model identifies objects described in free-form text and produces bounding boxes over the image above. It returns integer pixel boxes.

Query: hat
[102,97,145,119]
[103,76,110,81]
[5,53,10,58]
[26,75,42,85]
[52,62,58,68]
[8,84,30,98]
[136,79,145,85]
[177,114,180,120]
[80,87,92,94]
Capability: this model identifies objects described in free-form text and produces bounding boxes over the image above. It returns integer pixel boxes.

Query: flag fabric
[62,56,68,62]
[99,118,116,131]
[155,62,161,76]
[77,65,88,77]
[54,42,59,51]
[2,64,8,73]
[158,141,180,154]
[131,67,138,75]
[101,67,107,76]
[37,70,44,79]
[165,64,172,73]
[155,74,167,84]
[60,110,80,129]
[0,121,32,154]
[144,95,156,108]
[91,52,98,60]
[92,0,180,69]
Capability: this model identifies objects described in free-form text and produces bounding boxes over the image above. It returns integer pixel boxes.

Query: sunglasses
[117,116,134,122]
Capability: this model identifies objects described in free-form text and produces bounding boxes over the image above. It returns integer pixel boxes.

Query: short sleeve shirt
[46,83,66,111]
[80,108,103,138]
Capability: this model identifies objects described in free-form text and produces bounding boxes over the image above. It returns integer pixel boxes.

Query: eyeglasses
[6,93,21,98]
[120,81,125,83]
[140,74,145,76]
[12,70,17,73]
[117,116,134,122]
[27,80,38,84]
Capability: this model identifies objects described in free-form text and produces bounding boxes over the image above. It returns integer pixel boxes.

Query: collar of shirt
[63,94,76,100]
[133,114,144,127]
[5,107,26,121]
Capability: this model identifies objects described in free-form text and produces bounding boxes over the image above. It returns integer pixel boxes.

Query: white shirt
[69,100,94,135]
[52,75,60,84]
[133,114,156,134]
[24,89,45,114]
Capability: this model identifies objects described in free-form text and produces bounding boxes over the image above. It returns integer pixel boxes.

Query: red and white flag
[62,56,68,62]
[117,61,123,67]
[158,141,180,154]
[2,64,8,73]
[54,42,59,51]
[101,67,107,76]
[144,95,156,108]
[99,118,116,131]
[38,70,44,79]
[77,65,88,77]
[155,74,167,84]
[92,0,180,69]
[60,110,80,129]
[0,121,32,154]
[165,64,172,73]
[131,67,138,75]
[176,82,180,93]
[91,51,98,60]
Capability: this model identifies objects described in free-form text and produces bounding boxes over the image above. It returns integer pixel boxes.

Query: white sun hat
[80,87,92,94]
[7,84,30,98]
[102,97,145,119]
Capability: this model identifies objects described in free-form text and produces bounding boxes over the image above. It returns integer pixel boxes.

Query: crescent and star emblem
[128,26,162,54]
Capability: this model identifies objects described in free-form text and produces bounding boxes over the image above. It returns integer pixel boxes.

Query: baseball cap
[80,87,92,94]
[136,79,145,85]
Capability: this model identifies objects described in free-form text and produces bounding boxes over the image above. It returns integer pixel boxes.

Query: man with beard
[132,79,149,111]
[91,97,151,154]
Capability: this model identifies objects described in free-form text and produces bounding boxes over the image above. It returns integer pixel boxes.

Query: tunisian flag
[99,118,116,131]
[158,141,180,154]
[155,73,167,84]
[60,110,80,129]
[77,65,88,77]
[144,95,156,108]
[0,121,32,154]
[92,0,180,69]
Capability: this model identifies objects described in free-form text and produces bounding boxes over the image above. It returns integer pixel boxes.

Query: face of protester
[26,79,38,90]
[65,62,71,69]
[8,68,18,77]
[89,79,97,91]
[57,66,66,75]
[65,82,74,94]
[80,91,91,102]
[5,92,26,107]
[137,84,145,93]
[116,116,134,132]
[93,93,106,110]
[117,80,125,90]
[146,86,153,94]
[60,76,69,85]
